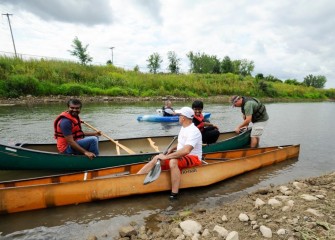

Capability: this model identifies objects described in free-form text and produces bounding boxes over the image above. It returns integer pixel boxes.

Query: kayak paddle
[163,108,175,115]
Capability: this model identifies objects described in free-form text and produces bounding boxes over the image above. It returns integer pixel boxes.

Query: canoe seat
[147,138,160,152]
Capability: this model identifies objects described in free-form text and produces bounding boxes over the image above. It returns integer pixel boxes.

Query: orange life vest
[54,112,84,152]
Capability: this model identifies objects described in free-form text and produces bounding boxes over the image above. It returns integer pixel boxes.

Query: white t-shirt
[177,123,202,159]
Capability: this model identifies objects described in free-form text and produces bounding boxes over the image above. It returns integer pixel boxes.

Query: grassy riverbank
[1,56,334,101]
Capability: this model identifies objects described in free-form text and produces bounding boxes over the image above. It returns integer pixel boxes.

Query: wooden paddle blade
[143,161,161,185]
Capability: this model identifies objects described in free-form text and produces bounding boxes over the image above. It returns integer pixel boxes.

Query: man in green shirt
[231,95,269,148]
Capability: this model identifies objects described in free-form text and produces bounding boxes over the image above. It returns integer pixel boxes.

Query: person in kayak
[231,95,269,148]
[137,107,202,200]
[162,100,176,116]
[192,100,220,144]
[54,98,101,159]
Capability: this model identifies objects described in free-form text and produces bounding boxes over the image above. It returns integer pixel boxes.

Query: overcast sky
[1,0,334,88]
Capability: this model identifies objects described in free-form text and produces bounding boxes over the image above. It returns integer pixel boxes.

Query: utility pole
[2,13,17,57]
[109,47,115,64]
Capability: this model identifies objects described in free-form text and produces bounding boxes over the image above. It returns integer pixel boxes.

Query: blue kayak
[137,112,211,122]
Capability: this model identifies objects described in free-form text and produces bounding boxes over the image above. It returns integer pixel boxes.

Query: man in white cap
[137,106,202,200]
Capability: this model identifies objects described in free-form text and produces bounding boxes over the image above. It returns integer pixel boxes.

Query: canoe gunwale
[2,129,243,154]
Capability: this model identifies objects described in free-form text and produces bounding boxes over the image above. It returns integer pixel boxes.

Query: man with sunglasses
[54,98,101,159]
[231,95,269,148]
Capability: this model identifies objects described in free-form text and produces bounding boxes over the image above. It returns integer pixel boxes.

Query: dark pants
[202,126,220,144]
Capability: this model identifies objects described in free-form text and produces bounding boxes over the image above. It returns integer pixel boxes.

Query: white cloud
[0,0,334,88]
[1,0,113,25]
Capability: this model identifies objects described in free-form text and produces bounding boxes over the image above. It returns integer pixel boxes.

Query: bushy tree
[232,60,241,74]
[187,51,220,74]
[221,56,234,73]
[167,51,180,74]
[147,52,162,74]
[68,36,92,65]
[258,80,278,97]
[285,79,301,85]
[303,74,327,88]
[133,65,140,72]
[239,59,255,76]
[264,75,282,83]
[255,73,264,80]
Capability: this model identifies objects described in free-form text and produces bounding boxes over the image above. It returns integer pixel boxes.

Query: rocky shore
[113,171,335,240]
[0,95,312,106]
[0,95,229,105]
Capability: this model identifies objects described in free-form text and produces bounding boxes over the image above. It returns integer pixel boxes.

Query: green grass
[0,56,334,99]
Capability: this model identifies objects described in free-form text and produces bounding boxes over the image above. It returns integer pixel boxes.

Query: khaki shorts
[251,121,268,137]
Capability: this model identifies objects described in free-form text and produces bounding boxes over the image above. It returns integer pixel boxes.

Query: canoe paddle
[143,136,178,185]
[81,121,135,154]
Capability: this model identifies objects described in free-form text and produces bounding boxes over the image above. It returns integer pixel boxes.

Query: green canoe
[0,129,251,170]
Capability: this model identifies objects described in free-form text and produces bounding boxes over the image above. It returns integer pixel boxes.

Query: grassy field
[0,56,334,100]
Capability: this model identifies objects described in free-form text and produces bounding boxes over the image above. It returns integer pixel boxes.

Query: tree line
[69,37,327,89]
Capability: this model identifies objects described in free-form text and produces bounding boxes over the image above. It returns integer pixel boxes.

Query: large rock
[226,231,239,240]
[213,225,229,238]
[238,213,249,222]
[119,225,137,237]
[268,198,282,208]
[260,225,272,238]
[179,220,202,236]
[301,194,318,201]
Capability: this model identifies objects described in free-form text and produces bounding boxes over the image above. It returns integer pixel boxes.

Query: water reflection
[160,122,179,131]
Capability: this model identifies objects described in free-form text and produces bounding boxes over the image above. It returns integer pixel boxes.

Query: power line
[2,13,17,57]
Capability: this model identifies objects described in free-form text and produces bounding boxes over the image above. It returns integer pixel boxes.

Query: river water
[0,101,334,239]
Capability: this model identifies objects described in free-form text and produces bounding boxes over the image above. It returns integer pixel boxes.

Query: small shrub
[58,83,91,96]
[105,87,128,96]
[2,75,41,97]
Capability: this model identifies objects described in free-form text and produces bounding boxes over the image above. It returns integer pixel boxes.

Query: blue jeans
[64,136,99,155]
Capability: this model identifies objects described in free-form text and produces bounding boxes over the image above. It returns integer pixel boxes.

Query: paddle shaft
[81,121,135,154]
[162,136,177,154]
[143,136,178,185]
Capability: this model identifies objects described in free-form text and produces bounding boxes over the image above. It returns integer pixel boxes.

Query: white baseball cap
[175,107,194,119]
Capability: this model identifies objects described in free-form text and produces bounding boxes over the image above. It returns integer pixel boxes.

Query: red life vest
[54,112,84,152]
[192,114,205,132]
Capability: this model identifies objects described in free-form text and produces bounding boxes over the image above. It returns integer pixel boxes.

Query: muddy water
[0,101,334,239]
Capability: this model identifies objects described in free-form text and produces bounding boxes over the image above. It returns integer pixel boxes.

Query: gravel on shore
[113,171,335,240]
